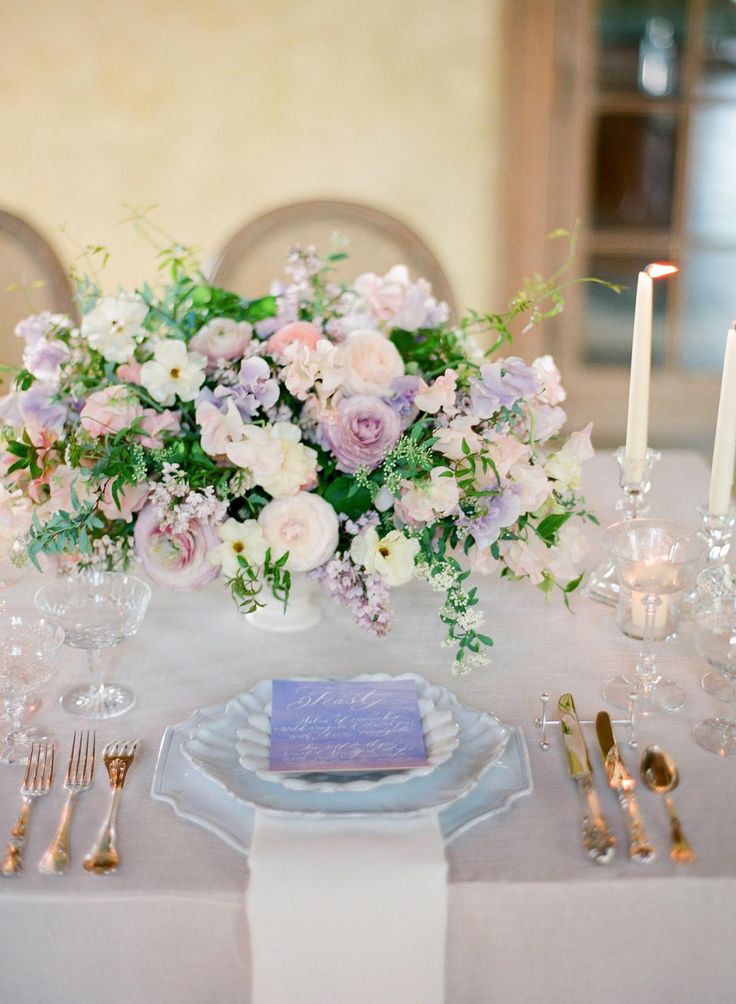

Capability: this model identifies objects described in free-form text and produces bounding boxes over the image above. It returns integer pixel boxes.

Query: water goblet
[603,519,707,715]
[35,571,151,720]
[691,566,736,756]
[0,615,64,764]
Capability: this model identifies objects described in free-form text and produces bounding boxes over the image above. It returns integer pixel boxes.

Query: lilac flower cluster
[310,554,394,636]
[149,463,227,534]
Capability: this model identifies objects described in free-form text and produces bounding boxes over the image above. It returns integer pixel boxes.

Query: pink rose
[98,481,150,521]
[133,503,219,590]
[267,321,322,359]
[80,385,143,438]
[322,396,401,473]
[137,409,181,449]
[189,318,253,368]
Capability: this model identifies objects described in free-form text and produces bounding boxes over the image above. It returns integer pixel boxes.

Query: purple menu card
[268,679,429,773]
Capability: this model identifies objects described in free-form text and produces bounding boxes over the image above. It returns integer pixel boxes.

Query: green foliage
[226,549,291,614]
[27,504,105,570]
[5,431,42,479]
[323,476,373,520]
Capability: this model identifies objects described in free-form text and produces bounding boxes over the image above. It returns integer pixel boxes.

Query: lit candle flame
[645,262,678,279]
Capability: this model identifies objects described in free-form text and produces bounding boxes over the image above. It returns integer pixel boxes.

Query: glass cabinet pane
[698,0,736,99]
[598,0,686,97]
[583,254,670,367]
[680,250,736,371]
[686,103,736,243]
[593,114,678,228]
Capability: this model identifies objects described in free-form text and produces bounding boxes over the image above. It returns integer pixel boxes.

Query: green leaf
[564,573,584,594]
[535,511,573,545]
[323,476,372,519]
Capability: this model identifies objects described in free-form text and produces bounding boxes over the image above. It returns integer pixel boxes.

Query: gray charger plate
[151,711,532,852]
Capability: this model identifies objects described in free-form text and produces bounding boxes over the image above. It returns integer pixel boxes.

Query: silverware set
[0,733,140,877]
[558,693,695,866]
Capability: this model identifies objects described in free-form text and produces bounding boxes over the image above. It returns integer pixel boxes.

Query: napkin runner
[247,810,448,1004]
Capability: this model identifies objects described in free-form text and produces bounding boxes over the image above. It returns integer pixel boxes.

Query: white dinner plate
[235,675,460,793]
[151,713,533,852]
[180,674,511,817]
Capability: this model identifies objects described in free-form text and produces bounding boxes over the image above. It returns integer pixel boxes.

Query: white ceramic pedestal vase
[244,574,322,633]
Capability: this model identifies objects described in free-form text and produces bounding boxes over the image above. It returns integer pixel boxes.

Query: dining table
[1,449,735,1004]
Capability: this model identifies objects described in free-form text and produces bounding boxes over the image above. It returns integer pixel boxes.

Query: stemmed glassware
[691,566,736,756]
[0,615,64,764]
[35,571,151,720]
[603,519,707,715]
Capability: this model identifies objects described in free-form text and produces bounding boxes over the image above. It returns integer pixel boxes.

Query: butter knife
[595,711,656,863]
[558,694,616,864]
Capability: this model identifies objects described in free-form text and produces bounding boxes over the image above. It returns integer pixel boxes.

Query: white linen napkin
[247,809,447,1004]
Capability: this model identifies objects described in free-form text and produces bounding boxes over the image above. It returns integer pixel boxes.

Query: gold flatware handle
[0,798,31,877]
[617,789,656,863]
[666,797,696,864]
[83,787,121,875]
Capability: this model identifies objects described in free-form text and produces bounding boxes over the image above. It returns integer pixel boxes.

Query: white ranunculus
[259,492,339,572]
[350,527,419,587]
[225,422,318,498]
[209,518,268,578]
[338,329,405,397]
[82,295,148,363]
[140,340,207,406]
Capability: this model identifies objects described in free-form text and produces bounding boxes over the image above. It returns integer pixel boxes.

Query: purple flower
[14,311,70,347]
[469,357,540,418]
[23,338,70,381]
[383,375,423,429]
[323,395,401,473]
[310,554,394,636]
[460,487,522,548]
[17,383,68,433]
[213,357,279,419]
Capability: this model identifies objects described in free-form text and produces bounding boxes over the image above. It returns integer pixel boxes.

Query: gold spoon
[640,746,696,864]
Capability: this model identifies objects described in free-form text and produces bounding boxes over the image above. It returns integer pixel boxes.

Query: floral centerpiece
[0,237,598,672]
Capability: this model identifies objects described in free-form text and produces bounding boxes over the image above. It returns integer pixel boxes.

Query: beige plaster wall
[0,0,502,350]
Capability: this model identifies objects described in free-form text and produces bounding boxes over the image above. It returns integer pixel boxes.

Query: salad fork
[83,739,139,874]
[38,730,96,875]
[1,742,55,876]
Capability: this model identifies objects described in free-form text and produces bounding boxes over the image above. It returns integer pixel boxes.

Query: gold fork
[39,730,96,875]
[83,739,139,875]
[1,742,55,876]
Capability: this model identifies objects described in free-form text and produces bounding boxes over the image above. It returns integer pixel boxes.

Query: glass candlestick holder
[697,506,735,565]
[587,447,661,606]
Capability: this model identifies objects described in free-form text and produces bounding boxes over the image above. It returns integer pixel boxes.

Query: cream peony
[338,329,405,397]
[82,295,148,364]
[140,340,207,406]
[258,492,339,572]
[350,527,419,587]
[225,422,318,498]
[209,518,268,577]
[189,317,253,367]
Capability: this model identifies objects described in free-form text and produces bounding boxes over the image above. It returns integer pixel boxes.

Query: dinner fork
[38,730,96,875]
[83,739,139,875]
[1,742,55,876]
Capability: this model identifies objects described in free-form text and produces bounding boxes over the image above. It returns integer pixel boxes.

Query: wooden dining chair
[207,199,456,319]
[0,210,77,369]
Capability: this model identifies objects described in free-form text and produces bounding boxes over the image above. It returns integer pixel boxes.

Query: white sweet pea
[350,527,420,587]
[140,340,207,406]
[532,355,567,406]
[432,417,483,461]
[545,423,594,491]
[414,369,457,415]
[82,295,148,363]
[397,467,459,525]
[282,338,344,401]
[225,422,318,498]
[209,518,268,578]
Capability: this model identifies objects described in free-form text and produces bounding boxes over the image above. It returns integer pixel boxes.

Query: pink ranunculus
[117,361,143,385]
[98,480,149,521]
[133,503,219,590]
[322,395,401,473]
[80,385,143,438]
[137,409,181,449]
[267,321,322,359]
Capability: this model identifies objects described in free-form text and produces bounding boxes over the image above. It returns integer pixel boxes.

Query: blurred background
[1,0,735,453]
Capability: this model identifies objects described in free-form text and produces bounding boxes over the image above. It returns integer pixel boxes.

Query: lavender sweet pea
[461,486,523,549]
[17,383,68,433]
[384,375,423,429]
[469,357,540,418]
[214,357,279,419]
[324,395,401,473]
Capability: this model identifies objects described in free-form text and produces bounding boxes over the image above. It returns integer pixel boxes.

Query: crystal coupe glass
[35,571,151,720]
[603,520,706,714]
[0,615,64,764]
[691,566,736,756]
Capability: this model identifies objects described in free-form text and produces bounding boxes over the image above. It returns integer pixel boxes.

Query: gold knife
[559,694,616,864]
[596,711,656,863]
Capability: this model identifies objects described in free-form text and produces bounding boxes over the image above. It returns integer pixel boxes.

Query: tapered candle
[708,325,736,516]
[624,263,678,483]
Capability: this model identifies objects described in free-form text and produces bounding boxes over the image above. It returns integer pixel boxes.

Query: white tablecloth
[1,451,735,1004]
